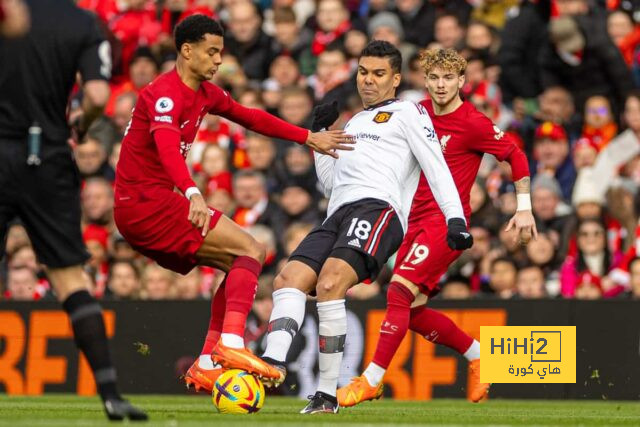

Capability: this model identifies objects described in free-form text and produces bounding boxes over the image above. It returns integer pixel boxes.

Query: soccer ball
[212,369,265,414]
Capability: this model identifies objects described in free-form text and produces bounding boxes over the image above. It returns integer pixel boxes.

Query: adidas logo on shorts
[348,238,361,248]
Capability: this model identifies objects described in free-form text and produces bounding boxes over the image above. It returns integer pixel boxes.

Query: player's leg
[17,145,146,420]
[185,278,226,392]
[261,223,338,386]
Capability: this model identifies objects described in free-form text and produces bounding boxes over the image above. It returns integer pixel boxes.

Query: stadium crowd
[2,0,640,305]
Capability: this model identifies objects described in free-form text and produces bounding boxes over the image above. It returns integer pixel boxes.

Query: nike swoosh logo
[399,265,415,270]
[380,330,394,334]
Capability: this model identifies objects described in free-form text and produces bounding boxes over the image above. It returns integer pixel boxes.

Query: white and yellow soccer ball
[212,369,265,414]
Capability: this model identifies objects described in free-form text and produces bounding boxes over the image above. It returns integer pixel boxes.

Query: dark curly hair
[174,15,224,51]
[359,40,402,74]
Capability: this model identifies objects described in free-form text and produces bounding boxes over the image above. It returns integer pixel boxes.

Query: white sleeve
[314,151,336,198]
[401,104,465,222]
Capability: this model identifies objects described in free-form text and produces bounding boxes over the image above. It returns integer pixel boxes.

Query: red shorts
[114,188,222,274]
[393,215,462,297]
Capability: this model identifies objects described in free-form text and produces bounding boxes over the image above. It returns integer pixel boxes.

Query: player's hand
[305,130,355,159]
[311,100,340,132]
[505,210,538,245]
[188,193,211,237]
[446,218,473,250]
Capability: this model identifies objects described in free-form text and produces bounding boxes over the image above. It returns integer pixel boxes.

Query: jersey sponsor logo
[155,97,174,113]
[439,134,451,152]
[154,115,172,123]
[348,238,362,248]
[493,125,504,140]
[373,111,393,123]
[355,132,380,142]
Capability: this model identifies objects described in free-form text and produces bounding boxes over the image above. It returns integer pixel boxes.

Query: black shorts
[290,198,403,282]
[0,139,89,268]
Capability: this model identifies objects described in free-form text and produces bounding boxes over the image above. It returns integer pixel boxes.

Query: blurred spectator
[572,138,599,170]
[516,264,547,299]
[310,0,353,56]
[465,20,497,55]
[4,223,30,256]
[308,45,352,102]
[231,170,287,237]
[246,133,278,190]
[141,263,176,300]
[277,145,318,196]
[573,272,603,299]
[532,173,571,235]
[106,46,159,116]
[438,275,472,299]
[531,122,576,200]
[607,9,640,67]
[367,11,415,69]
[627,256,640,298]
[175,268,204,300]
[269,7,313,68]
[245,274,275,352]
[498,0,548,103]
[109,142,121,172]
[82,177,115,227]
[277,87,314,138]
[83,224,110,298]
[212,53,249,92]
[469,178,502,235]
[225,0,273,81]
[560,218,615,297]
[106,260,141,299]
[488,257,518,298]
[75,136,115,181]
[283,222,314,257]
[470,0,519,30]
[539,15,633,117]
[581,95,617,150]
[278,181,320,227]
[112,92,137,137]
[196,144,232,196]
[392,0,471,48]
[247,224,278,274]
[4,266,38,301]
[434,13,465,50]
[112,234,138,261]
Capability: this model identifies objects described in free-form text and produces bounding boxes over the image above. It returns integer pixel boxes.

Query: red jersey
[115,69,308,204]
[410,100,517,224]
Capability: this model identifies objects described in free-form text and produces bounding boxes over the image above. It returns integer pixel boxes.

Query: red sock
[222,256,261,337]
[200,279,226,355]
[372,282,415,369]
[409,307,473,354]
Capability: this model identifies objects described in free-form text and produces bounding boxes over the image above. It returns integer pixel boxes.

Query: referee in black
[0,0,147,421]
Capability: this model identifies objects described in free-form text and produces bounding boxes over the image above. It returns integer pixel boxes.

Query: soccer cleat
[103,397,148,421]
[299,391,339,414]
[468,358,490,402]
[259,356,287,388]
[212,342,284,381]
[337,375,383,407]
[184,360,225,393]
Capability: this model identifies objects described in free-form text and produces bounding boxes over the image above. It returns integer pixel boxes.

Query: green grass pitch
[0,395,638,426]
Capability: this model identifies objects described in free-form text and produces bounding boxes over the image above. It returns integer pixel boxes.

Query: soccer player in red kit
[114,15,353,387]
[338,48,537,406]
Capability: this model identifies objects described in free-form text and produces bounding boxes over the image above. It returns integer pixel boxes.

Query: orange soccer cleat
[184,359,225,393]
[337,375,384,407]
[211,342,284,382]
[468,358,490,402]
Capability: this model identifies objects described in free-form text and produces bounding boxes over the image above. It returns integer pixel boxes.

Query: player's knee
[273,272,288,291]
[240,239,266,265]
[316,276,339,297]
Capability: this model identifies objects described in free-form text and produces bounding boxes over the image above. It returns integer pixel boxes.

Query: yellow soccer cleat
[337,375,383,407]
[184,359,225,393]
[468,358,490,402]
[212,342,284,381]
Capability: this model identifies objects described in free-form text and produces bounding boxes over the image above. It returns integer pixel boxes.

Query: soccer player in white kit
[260,41,472,414]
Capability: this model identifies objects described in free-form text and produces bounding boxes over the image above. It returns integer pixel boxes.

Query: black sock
[63,290,120,401]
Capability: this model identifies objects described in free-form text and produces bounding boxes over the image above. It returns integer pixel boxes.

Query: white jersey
[315,98,463,231]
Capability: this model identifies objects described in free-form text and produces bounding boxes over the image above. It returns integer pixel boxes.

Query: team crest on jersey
[439,134,451,152]
[155,97,174,113]
[493,125,504,140]
[373,111,393,123]
[179,141,193,158]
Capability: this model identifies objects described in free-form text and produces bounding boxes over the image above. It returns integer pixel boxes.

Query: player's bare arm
[505,176,538,244]
[305,129,355,159]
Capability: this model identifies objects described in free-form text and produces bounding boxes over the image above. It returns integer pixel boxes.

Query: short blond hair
[419,48,467,76]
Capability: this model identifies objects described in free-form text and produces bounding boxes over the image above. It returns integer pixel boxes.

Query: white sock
[363,362,386,387]
[221,333,244,349]
[262,287,307,362]
[316,299,347,397]
[198,354,214,370]
[463,340,481,361]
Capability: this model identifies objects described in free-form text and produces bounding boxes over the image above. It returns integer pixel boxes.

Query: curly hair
[174,15,224,51]
[419,48,467,76]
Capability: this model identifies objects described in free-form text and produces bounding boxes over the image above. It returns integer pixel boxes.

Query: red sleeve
[505,146,530,181]
[208,86,309,144]
[146,90,182,134]
[153,128,197,194]
[468,113,515,162]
